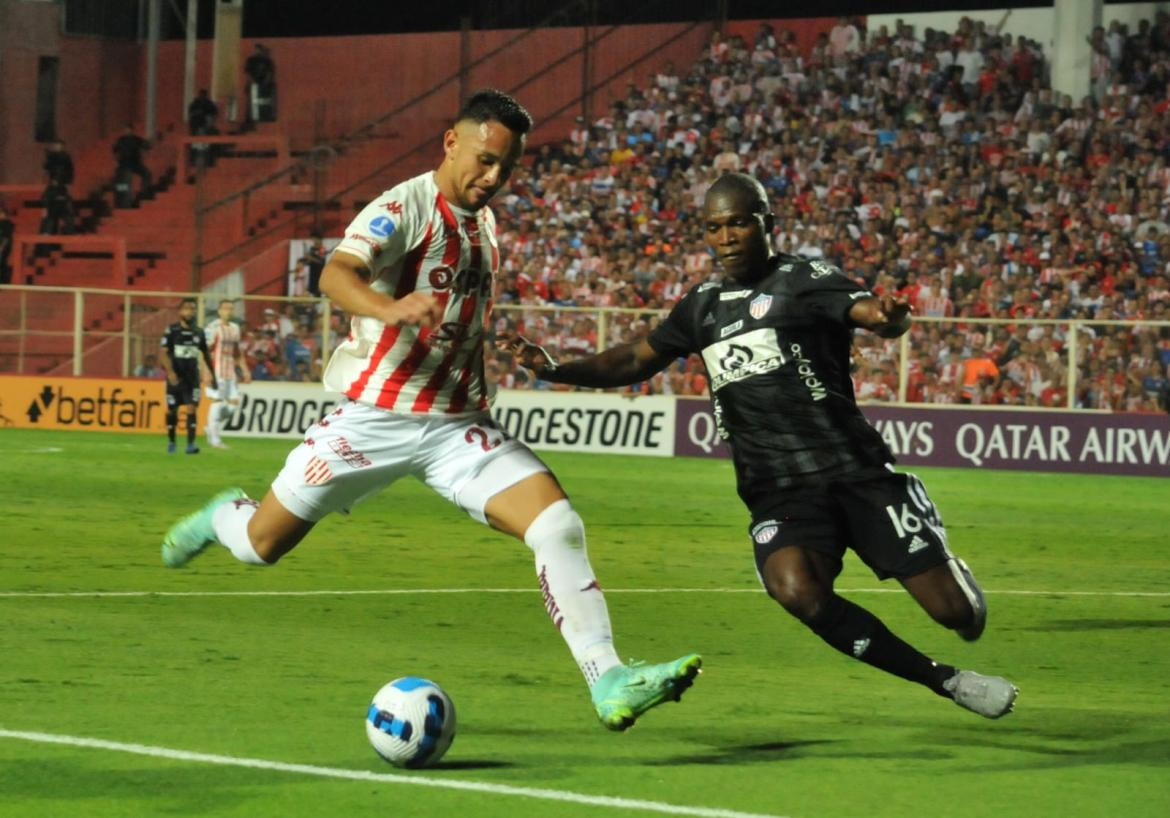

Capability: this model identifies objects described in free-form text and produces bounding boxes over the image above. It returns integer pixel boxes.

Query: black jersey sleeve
[792,259,872,326]
[647,285,703,357]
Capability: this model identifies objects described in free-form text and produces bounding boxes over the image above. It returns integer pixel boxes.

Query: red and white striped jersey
[205,318,242,381]
[323,171,499,415]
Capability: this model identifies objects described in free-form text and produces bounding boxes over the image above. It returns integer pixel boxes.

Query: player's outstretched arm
[320,250,443,328]
[499,334,673,389]
[849,294,913,339]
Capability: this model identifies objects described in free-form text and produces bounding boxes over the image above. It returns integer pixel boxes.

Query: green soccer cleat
[591,653,702,731]
[161,488,247,568]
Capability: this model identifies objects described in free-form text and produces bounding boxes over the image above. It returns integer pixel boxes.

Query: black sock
[807,595,955,696]
[166,409,177,443]
[186,412,196,445]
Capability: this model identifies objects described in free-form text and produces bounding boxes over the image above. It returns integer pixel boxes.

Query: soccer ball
[365,677,457,768]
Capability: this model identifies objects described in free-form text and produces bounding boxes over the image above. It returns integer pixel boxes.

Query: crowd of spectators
[477,13,1170,412]
[213,14,1170,410]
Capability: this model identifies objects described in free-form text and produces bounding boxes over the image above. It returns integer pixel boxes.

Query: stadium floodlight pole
[184,0,198,120]
[145,0,161,139]
[191,152,205,292]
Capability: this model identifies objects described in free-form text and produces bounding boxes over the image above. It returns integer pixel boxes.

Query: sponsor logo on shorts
[305,456,334,486]
[751,519,780,544]
[907,534,929,553]
[328,436,372,468]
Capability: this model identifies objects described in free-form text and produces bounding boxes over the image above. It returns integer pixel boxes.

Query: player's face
[217,302,234,322]
[439,119,524,210]
[703,192,771,282]
[178,302,197,324]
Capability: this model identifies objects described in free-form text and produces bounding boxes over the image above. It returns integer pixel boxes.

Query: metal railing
[3,285,1168,414]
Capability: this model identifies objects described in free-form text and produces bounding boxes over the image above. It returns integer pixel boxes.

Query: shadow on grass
[431,759,517,770]
[641,739,836,766]
[1021,619,1170,631]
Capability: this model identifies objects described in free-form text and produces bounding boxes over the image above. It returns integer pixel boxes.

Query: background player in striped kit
[204,299,251,448]
[162,90,700,732]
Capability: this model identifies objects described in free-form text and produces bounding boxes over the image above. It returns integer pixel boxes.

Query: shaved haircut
[707,172,771,215]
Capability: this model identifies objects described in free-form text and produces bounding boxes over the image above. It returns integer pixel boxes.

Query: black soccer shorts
[166,378,201,407]
[749,467,952,581]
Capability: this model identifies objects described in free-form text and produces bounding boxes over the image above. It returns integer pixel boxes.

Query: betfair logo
[26,384,162,429]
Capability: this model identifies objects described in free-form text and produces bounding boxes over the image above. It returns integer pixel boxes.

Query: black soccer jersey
[648,255,894,506]
[161,321,209,385]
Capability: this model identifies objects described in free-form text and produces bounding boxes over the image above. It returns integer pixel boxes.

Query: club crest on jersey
[751,520,780,544]
[749,294,773,319]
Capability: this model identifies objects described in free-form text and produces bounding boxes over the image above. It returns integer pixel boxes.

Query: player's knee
[522,498,586,553]
[767,571,831,624]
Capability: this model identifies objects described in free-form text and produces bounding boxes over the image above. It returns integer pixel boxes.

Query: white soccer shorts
[206,379,240,402]
[271,400,550,524]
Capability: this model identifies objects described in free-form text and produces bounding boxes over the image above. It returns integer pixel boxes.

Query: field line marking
[0,728,787,818]
[1,588,1168,599]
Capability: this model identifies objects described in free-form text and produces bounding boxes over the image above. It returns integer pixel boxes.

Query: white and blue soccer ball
[365,676,456,768]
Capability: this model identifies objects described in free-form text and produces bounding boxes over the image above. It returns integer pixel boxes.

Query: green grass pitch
[1,428,1168,818]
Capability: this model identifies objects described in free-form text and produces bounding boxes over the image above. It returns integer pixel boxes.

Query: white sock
[524,499,622,686]
[211,497,269,565]
[206,401,223,443]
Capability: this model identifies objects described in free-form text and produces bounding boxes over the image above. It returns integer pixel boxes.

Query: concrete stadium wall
[1,20,715,186]
[0,2,139,185]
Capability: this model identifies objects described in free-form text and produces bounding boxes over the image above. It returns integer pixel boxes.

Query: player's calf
[946,558,987,642]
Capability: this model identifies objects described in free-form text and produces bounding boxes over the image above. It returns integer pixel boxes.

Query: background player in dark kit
[504,172,1018,719]
[161,297,217,454]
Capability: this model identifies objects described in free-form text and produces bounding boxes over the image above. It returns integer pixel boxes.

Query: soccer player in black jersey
[504,172,1018,719]
[160,297,217,454]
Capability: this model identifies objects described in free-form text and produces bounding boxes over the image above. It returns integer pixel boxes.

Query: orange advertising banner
[0,376,208,434]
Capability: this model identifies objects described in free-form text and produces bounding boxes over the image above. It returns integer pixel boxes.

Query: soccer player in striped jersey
[204,299,251,448]
[162,89,700,731]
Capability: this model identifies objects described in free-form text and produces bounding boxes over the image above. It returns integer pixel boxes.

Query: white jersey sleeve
[332,180,429,275]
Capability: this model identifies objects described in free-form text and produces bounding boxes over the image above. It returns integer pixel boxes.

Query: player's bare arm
[320,250,444,328]
[500,334,672,388]
[200,340,219,391]
[161,352,179,386]
[849,294,912,339]
[237,346,252,383]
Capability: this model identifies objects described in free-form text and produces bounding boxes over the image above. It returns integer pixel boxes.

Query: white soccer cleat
[943,670,1018,719]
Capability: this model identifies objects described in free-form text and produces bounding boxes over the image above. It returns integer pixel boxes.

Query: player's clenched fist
[384,291,443,327]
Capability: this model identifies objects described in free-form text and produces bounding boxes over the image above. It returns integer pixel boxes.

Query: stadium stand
[476,14,1170,412]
